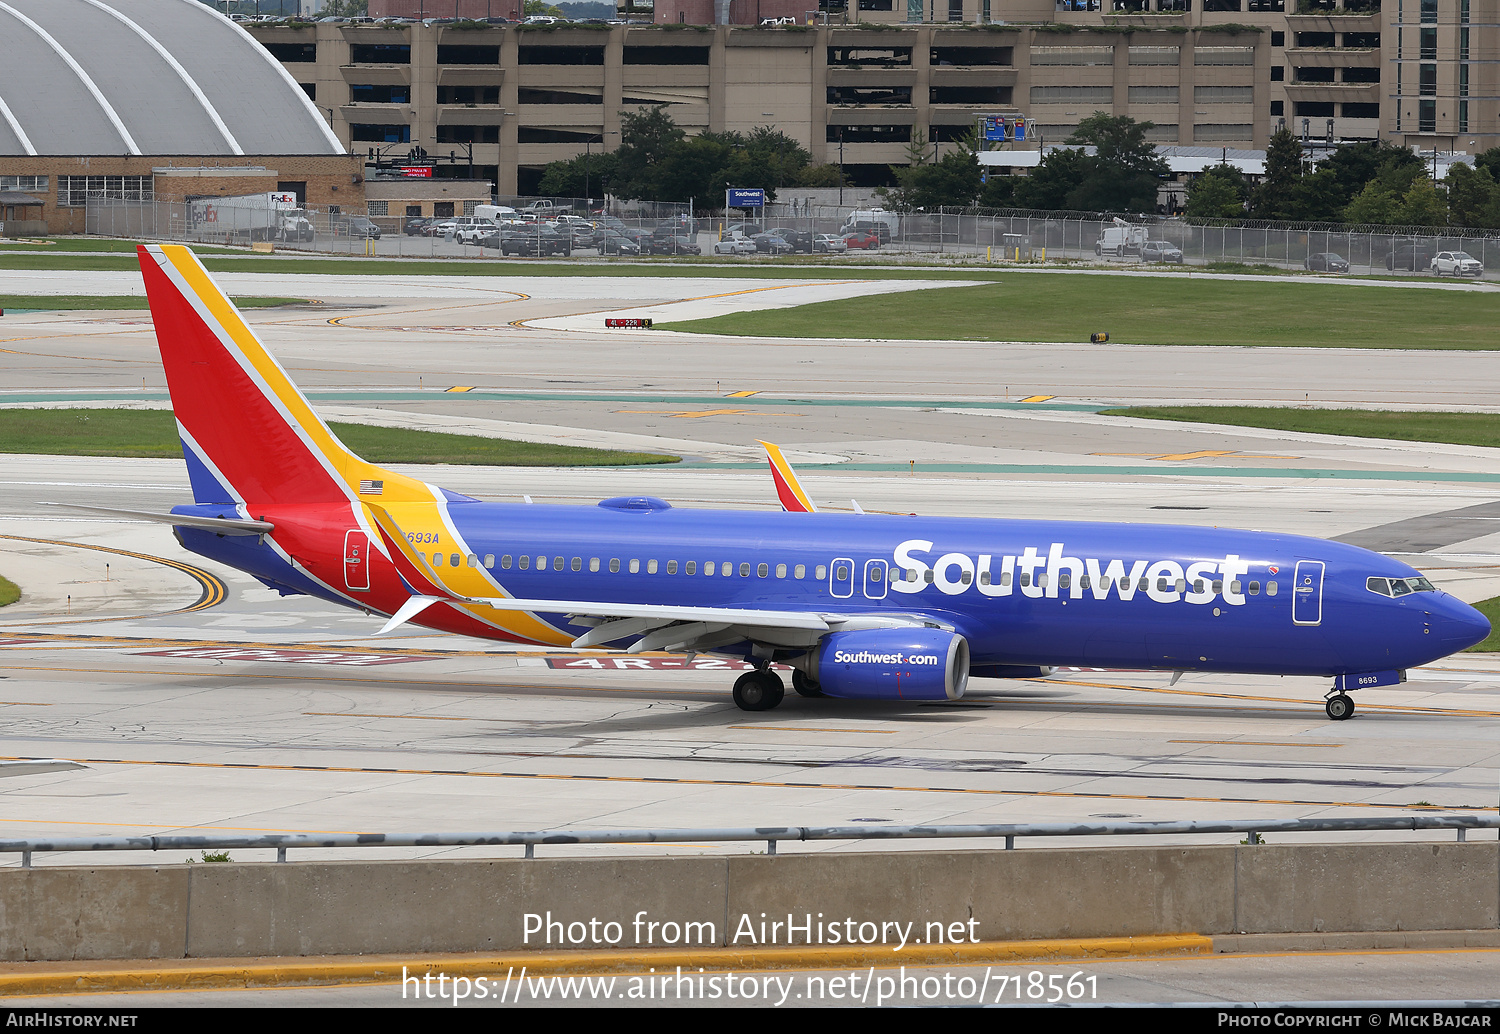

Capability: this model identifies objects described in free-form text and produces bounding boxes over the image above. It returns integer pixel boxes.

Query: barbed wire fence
[83,192,1500,276]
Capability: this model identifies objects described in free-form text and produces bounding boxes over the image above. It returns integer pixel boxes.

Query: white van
[474,204,518,224]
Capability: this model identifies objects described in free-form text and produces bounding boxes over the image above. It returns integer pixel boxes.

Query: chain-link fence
[84,194,1500,277]
[726,202,1500,278]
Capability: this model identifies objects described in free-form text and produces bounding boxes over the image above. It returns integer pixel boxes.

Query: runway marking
[729,725,897,734]
[1017,395,1055,403]
[323,295,530,329]
[1169,739,1342,748]
[446,386,476,392]
[725,390,760,398]
[1048,677,1500,718]
[0,534,226,622]
[505,280,864,331]
[302,711,471,721]
[3,754,1492,811]
[0,701,50,706]
[137,647,431,667]
[4,662,1499,718]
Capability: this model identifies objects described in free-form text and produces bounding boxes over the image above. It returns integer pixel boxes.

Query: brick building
[0,0,362,235]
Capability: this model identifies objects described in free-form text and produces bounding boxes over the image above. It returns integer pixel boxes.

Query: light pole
[838,128,845,206]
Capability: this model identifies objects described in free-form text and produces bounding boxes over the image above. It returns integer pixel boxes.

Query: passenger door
[1292,560,1324,626]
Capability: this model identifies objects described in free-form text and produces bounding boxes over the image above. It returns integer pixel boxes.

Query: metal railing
[3,815,1494,867]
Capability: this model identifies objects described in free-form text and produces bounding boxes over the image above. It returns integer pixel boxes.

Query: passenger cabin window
[590,558,600,572]
[667,560,678,574]
[501,555,512,569]
[484,555,494,568]
[795,565,806,579]
[629,559,640,573]
[816,565,827,580]
[519,555,530,570]
[686,561,697,575]
[571,557,582,571]
[648,560,659,574]
[609,559,620,573]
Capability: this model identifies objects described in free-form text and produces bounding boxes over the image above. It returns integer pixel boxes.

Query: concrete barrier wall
[0,843,1494,962]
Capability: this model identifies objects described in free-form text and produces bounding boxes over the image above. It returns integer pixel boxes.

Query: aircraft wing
[365,505,928,652]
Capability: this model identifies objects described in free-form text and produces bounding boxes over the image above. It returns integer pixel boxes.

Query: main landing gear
[791,669,823,698]
[733,668,785,711]
[1324,692,1355,721]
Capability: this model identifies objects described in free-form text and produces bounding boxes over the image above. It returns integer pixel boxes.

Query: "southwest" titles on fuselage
[891,539,1265,606]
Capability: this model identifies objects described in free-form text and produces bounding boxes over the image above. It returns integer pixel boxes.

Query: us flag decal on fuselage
[359,480,384,495]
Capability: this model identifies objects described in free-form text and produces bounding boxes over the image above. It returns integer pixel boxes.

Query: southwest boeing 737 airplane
[102,245,1489,721]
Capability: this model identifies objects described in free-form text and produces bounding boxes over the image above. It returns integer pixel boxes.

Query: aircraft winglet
[759,441,818,513]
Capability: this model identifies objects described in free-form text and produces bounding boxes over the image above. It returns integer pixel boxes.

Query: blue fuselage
[184,497,1490,678]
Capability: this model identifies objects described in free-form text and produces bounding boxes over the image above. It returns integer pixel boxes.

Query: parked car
[843,220,892,244]
[330,215,381,239]
[425,218,457,237]
[751,232,793,255]
[766,227,813,253]
[649,235,700,256]
[842,230,880,251]
[812,234,847,254]
[596,231,642,256]
[1431,250,1484,276]
[713,235,757,255]
[402,216,434,236]
[1386,245,1435,271]
[500,228,569,256]
[1304,252,1350,273]
[1140,240,1183,264]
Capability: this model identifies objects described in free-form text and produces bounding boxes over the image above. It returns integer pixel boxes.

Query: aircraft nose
[1438,597,1491,651]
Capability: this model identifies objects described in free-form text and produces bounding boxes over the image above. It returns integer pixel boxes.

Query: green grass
[0,296,308,311]
[0,574,17,608]
[0,409,677,466]
[660,280,1500,349]
[0,238,241,254]
[1100,407,1500,450]
[1466,597,1500,651]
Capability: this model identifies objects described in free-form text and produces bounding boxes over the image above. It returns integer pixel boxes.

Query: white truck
[189,192,307,243]
[1094,217,1148,258]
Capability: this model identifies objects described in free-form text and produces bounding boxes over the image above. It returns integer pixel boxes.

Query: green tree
[1184,164,1248,219]
[1011,147,1091,211]
[614,105,686,199]
[1285,167,1344,222]
[796,163,843,188]
[536,150,620,198]
[1446,161,1500,228]
[883,150,984,209]
[1397,176,1447,226]
[1343,181,1402,225]
[1063,113,1168,212]
[1251,128,1303,219]
[655,134,738,203]
[319,0,368,14]
[1475,146,1500,183]
[978,174,1014,209]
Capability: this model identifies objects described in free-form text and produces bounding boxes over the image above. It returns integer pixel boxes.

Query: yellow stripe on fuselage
[374,502,573,646]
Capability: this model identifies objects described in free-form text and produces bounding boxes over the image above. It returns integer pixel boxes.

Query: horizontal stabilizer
[41,503,272,535]
[376,595,445,636]
[0,759,86,778]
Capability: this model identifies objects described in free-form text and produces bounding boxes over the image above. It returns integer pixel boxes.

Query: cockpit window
[1367,575,1435,597]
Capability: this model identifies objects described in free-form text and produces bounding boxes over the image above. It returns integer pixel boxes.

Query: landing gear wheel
[792,669,823,698]
[733,669,785,711]
[1325,693,1355,721]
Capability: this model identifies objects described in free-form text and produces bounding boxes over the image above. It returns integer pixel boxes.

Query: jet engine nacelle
[802,628,970,701]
